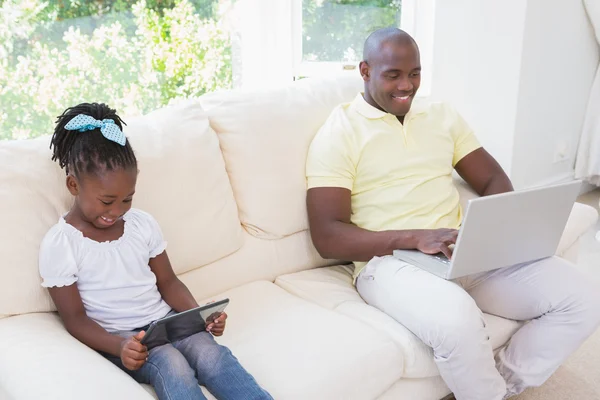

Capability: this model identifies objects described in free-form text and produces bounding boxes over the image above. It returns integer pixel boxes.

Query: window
[1,0,433,140]
[294,0,402,78]
[0,0,235,140]
[291,0,434,96]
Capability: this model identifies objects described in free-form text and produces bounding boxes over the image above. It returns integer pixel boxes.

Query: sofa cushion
[177,230,331,301]
[275,265,523,378]
[198,281,404,400]
[0,101,242,315]
[378,375,450,400]
[0,313,154,400]
[14,281,405,400]
[141,382,215,399]
[556,202,598,257]
[200,76,362,239]
[126,102,243,275]
[0,136,73,315]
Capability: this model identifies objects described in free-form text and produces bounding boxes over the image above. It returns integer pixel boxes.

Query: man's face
[361,42,421,117]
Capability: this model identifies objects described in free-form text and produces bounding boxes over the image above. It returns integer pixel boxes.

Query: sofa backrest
[0,76,363,317]
[0,101,246,315]
[177,76,363,298]
[198,76,362,239]
[0,136,73,316]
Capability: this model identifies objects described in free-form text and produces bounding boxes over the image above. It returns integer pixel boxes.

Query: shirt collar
[351,93,428,121]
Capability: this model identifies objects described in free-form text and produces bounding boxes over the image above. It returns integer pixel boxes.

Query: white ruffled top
[39,208,172,332]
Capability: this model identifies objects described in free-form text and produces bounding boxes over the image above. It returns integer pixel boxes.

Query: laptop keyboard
[433,255,451,264]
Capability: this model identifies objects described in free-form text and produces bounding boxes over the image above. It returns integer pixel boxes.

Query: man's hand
[415,229,459,259]
[120,331,148,371]
[206,312,228,337]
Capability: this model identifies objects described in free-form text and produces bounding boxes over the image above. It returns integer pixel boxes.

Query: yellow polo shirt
[306,94,481,280]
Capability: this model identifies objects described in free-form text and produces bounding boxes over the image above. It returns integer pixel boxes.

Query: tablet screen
[141,299,229,348]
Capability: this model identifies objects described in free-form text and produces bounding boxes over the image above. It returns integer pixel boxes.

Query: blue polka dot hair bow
[64,114,126,146]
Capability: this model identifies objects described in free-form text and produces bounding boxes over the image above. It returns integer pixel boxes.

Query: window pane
[302,0,401,64]
[0,0,235,140]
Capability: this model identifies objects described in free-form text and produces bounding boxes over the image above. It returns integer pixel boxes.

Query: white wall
[511,0,598,188]
[430,0,528,173]
[431,0,598,189]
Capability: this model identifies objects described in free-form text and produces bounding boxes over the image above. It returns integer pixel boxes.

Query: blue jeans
[105,330,272,400]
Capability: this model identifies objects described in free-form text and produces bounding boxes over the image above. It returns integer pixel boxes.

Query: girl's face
[66,167,137,229]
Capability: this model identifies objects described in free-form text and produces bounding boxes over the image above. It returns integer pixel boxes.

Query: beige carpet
[514,327,600,400]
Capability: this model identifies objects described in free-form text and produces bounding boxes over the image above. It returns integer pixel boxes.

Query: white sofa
[0,76,597,400]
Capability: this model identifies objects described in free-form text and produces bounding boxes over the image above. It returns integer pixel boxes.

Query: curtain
[576,0,600,184]
[233,0,294,90]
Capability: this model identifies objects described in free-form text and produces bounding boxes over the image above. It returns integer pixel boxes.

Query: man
[306,27,600,400]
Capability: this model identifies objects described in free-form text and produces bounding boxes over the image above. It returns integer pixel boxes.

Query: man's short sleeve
[447,105,482,166]
[306,113,357,191]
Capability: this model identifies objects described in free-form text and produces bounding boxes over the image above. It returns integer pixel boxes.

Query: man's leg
[356,256,506,400]
[173,331,273,400]
[464,256,600,397]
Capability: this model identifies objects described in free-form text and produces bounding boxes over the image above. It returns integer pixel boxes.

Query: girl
[39,103,273,400]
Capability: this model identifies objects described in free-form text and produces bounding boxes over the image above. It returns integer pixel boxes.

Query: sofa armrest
[0,313,153,400]
[452,174,599,262]
[556,202,598,261]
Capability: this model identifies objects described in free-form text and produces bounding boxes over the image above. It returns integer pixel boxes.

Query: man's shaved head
[363,27,417,62]
[359,27,421,120]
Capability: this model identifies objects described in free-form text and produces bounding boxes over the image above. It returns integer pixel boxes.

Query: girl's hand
[206,312,228,336]
[120,331,148,371]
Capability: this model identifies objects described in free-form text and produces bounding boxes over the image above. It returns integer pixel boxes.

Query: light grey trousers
[356,256,600,400]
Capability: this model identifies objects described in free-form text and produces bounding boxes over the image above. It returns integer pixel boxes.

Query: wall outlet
[553,140,570,163]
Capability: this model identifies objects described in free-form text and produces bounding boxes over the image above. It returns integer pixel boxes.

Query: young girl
[39,103,273,400]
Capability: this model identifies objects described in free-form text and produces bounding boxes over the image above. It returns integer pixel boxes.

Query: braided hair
[50,103,137,177]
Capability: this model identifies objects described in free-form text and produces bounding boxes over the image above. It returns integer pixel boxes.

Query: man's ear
[66,174,79,196]
[359,61,370,82]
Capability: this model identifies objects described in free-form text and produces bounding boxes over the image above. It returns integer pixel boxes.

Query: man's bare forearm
[313,220,422,262]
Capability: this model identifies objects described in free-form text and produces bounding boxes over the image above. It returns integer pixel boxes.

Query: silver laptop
[393,180,582,280]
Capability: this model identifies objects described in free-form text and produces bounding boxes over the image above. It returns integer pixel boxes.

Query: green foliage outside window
[302,0,401,63]
[0,0,231,140]
[1,0,401,140]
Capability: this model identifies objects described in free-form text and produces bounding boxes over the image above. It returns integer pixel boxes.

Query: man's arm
[454,148,514,196]
[307,187,459,261]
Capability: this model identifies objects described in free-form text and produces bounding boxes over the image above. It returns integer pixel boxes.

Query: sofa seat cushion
[194,281,404,400]
[138,281,407,400]
[276,265,523,378]
[3,282,404,400]
[0,313,154,400]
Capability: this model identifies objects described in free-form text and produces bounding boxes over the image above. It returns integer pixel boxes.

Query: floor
[514,189,600,400]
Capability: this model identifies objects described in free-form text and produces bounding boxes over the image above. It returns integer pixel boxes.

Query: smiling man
[361,27,421,122]
[305,28,600,400]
